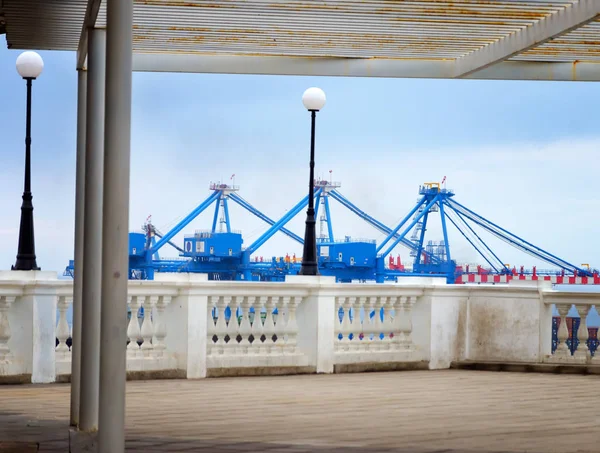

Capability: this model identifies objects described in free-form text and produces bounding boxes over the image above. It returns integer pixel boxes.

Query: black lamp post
[299,87,326,276]
[12,51,44,271]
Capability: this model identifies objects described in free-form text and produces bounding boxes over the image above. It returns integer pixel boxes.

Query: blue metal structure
[64,179,595,284]
[367,182,594,282]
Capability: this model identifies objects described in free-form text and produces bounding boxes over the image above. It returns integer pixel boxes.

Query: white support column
[70,68,87,427]
[79,27,106,433]
[98,0,133,451]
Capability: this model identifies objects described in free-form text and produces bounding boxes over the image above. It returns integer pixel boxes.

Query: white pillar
[70,69,87,427]
[29,282,59,383]
[287,275,336,373]
[157,273,210,378]
[98,0,133,451]
[79,27,106,433]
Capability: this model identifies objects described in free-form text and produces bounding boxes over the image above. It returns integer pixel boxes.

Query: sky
[1,35,600,280]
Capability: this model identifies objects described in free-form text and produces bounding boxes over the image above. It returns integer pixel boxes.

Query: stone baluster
[262,296,277,353]
[574,304,591,361]
[364,296,376,344]
[340,297,353,351]
[403,296,417,352]
[285,296,300,354]
[334,297,343,351]
[351,297,364,351]
[127,296,142,357]
[153,295,172,357]
[392,296,406,351]
[273,296,288,351]
[372,297,385,350]
[555,304,571,357]
[206,296,217,356]
[382,296,396,350]
[214,296,229,355]
[251,296,266,354]
[225,296,240,353]
[140,296,157,355]
[238,296,252,354]
[55,296,72,359]
[0,296,16,362]
[593,305,600,362]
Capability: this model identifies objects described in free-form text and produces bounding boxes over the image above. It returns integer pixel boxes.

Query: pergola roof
[3,0,600,80]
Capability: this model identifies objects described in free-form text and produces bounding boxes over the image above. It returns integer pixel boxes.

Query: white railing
[206,286,309,368]
[544,292,599,364]
[2,271,600,384]
[125,289,179,372]
[334,290,422,364]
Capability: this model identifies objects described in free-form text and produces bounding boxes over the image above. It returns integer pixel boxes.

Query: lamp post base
[12,259,40,271]
[299,212,319,276]
[12,192,39,272]
[299,263,319,276]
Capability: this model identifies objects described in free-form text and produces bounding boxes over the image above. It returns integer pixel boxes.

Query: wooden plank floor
[0,370,599,452]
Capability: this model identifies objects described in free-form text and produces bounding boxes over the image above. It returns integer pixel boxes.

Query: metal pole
[70,69,87,428]
[98,0,132,451]
[12,77,40,271]
[79,27,106,433]
[300,110,319,276]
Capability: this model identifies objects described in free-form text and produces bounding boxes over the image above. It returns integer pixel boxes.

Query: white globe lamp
[302,87,326,111]
[16,51,44,79]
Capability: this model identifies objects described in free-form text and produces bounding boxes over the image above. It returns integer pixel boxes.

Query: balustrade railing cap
[542,290,600,305]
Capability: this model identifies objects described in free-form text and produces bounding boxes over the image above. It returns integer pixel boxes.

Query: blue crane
[373,182,594,282]
[63,178,596,284]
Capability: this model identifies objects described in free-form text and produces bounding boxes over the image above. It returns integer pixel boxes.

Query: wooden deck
[0,370,598,452]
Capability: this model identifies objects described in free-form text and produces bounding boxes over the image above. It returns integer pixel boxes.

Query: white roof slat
[4,0,600,81]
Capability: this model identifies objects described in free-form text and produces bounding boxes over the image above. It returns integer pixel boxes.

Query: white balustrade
[543,293,598,364]
[206,289,308,369]
[126,291,176,371]
[4,273,600,385]
[334,291,420,365]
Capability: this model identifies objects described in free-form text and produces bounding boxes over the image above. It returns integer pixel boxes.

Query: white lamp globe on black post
[12,51,44,271]
[299,87,326,276]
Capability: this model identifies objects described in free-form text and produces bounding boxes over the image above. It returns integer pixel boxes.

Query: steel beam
[454,0,600,78]
[76,0,103,70]
[133,54,455,78]
[70,69,87,428]
[131,53,600,81]
[467,60,600,81]
[98,0,133,451]
[79,27,106,433]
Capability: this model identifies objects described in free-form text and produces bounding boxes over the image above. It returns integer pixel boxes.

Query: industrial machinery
[374,181,597,283]
[64,178,598,284]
